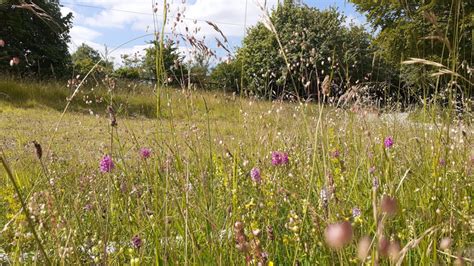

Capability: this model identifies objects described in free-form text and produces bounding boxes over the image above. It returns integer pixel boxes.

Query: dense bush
[210,58,242,93]
[238,2,386,100]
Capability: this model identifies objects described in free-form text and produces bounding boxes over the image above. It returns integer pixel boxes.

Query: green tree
[142,40,183,84]
[210,58,242,93]
[349,0,473,102]
[114,53,141,80]
[186,49,211,88]
[0,0,73,78]
[71,43,113,78]
[238,2,379,100]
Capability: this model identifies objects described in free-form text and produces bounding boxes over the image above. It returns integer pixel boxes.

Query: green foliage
[0,0,73,78]
[238,3,378,99]
[210,58,242,92]
[186,49,211,88]
[350,0,473,102]
[142,40,183,83]
[113,54,141,80]
[71,43,113,78]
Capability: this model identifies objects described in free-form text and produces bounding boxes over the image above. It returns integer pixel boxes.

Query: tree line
[1,0,472,106]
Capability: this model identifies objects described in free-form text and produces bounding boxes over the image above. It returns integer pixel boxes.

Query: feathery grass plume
[388,240,401,262]
[321,75,331,96]
[357,236,371,261]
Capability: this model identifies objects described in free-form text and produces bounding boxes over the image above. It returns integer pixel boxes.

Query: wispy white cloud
[66,0,278,37]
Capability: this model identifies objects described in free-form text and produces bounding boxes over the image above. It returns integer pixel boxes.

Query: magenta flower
[384,136,394,149]
[330,150,340,158]
[271,151,289,166]
[131,235,143,249]
[250,167,261,183]
[439,158,446,166]
[140,148,152,159]
[100,155,114,173]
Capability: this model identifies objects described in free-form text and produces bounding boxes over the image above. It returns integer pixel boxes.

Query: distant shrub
[238,2,388,100]
[210,58,242,93]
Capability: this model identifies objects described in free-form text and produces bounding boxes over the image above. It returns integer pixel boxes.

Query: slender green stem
[0,154,51,265]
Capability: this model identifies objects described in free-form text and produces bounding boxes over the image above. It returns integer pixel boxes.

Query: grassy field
[0,80,472,265]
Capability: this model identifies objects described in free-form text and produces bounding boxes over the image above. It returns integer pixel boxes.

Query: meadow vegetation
[0,0,473,265]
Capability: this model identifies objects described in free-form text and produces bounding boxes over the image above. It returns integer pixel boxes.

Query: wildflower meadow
[0,0,473,265]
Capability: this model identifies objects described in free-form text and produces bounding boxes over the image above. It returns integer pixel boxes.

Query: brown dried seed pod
[32,141,42,160]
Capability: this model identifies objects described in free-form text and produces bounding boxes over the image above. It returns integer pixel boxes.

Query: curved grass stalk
[0,153,51,265]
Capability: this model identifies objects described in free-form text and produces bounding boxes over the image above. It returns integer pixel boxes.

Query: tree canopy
[238,2,379,100]
[71,43,113,78]
[0,0,73,78]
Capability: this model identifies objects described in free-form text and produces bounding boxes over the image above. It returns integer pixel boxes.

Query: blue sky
[60,0,367,65]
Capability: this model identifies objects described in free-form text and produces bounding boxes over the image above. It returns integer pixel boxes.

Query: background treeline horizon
[0,0,472,107]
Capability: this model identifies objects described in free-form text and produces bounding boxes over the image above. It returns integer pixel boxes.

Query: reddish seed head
[378,237,390,257]
[0,39,5,47]
[381,195,398,216]
[324,221,353,249]
[234,221,244,231]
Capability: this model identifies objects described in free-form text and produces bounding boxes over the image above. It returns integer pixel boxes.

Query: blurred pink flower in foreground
[10,57,20,67]
[324,221,353,249]
[0,39,5,47]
